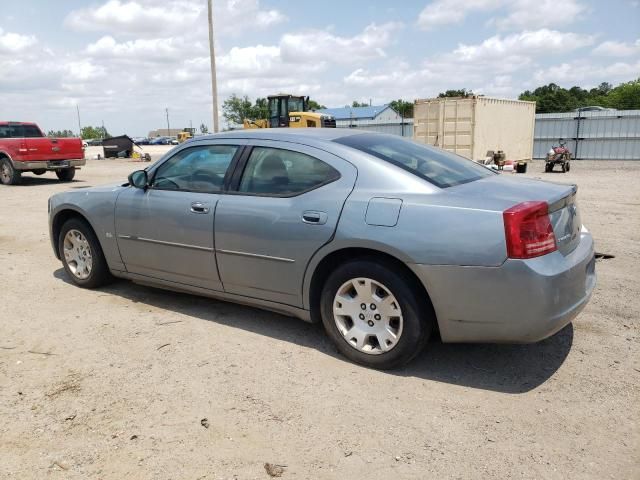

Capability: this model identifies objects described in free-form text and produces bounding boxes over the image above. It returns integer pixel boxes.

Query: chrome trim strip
[216,249,295,263]
[117,235,213,252]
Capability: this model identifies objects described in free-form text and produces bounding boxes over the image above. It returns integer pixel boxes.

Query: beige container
[413,96,536,162]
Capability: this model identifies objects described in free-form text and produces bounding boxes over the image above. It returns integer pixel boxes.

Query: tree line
[519,79,639,113]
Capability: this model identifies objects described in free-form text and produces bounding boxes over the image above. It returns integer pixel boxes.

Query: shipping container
[413,96,536,162]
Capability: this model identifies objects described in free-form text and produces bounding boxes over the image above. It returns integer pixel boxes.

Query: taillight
[503,201,557,259]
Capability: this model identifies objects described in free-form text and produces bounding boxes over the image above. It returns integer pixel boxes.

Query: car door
[214,141,357,306]
[114,142,244,290]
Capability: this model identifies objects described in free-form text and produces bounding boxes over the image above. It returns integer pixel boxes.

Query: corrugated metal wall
[533,110,640,160]
[336,120,414,137]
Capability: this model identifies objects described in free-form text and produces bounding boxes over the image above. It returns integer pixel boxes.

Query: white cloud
[417,0,501,30]
[0,28,37,53]
[533,59,640,85]
[417,0,587,30]
[592,39,640,57]
[86,35,204,61]
[65,0,285,37]
[454,29,595,61]
[492,0,586,30]
[280,22,402,64]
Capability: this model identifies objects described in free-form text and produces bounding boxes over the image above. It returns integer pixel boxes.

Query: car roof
[195,128,368,144]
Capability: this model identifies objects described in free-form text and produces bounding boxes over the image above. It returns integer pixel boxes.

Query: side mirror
[128,170,148,189]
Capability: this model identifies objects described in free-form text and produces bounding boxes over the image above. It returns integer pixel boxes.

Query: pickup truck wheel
[58,218,113,288]
[56,168,76,182]
[0,158,21,185]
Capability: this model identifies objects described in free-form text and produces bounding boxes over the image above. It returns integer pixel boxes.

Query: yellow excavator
[243,94,336,129]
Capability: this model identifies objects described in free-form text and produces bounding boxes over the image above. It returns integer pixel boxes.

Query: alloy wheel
[333,277,403,354]
[63,229,93,280]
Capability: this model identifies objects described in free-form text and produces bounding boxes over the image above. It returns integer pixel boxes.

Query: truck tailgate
[25,137,84,161]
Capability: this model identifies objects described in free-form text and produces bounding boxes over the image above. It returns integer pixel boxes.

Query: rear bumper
[410,230,596,343]
[13,159,86,170]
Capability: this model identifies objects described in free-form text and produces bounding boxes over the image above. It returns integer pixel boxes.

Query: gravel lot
[1,151,638,479]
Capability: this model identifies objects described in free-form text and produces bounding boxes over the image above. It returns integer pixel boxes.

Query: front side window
[238,147,340,196]
[151,145,238,193]
[334,133,495,188]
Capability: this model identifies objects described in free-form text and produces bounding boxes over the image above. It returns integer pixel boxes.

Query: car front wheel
[320,259,433,369]
[58,218,112,288]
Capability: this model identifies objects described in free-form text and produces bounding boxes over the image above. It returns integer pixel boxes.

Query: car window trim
[226,144,342,199]
[148,144,245,195]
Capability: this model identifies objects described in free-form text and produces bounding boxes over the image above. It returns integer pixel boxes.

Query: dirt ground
[1,152,638,479]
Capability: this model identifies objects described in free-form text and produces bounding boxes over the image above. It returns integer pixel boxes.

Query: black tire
[32,169,46,175]
[0,158,21,185]
[566,162,570,172]
[58,218,113,289]
[320,258,434,369]
[56,168,76,182]
[544,163,551,173]
[561,163,566,173]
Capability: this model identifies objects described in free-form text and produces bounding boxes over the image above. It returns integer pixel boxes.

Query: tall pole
[76,105,82,137]
[165,108,170,135]
[207,0,219,133]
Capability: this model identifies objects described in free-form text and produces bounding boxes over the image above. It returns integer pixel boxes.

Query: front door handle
[302,210,327,225]
[190,202,210,214]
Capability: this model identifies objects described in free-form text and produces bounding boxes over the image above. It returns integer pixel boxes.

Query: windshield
[288,97,305,113]
[334,133,495,188]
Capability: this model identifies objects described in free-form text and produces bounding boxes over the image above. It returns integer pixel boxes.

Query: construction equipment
[243,94,335,129]
[177,127,196,143]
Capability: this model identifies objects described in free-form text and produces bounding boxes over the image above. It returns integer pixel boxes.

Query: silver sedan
[48,129,596,369]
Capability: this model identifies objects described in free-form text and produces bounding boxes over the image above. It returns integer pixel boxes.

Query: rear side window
[238,147,340,196]
[334,133,494,188]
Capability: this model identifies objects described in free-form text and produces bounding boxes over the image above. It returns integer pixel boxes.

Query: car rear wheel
[320,259,433,369]
[0,158,21,185]
[56,168,76,182]
[58,218,112,288]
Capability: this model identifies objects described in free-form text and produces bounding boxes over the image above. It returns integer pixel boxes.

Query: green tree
[80,126,109,139]
[389,99,413,118]
[350,101,369,107]
[606,79,640,110]
[438,89,474,98]
[518,79,639,113]
[222,94,254,125]
[199,123,208,134]
[47,129,75,137]
[251,97,269,120]
[307,99,326,110]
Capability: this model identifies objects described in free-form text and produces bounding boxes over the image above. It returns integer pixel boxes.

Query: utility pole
[207,0,219,133]
[76,105,82,137]
[165,108,170,135]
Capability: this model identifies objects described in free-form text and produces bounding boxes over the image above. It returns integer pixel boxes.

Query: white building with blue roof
[316,104,413,137]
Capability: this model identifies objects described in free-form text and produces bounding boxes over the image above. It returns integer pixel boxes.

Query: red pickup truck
[0,122,86,185]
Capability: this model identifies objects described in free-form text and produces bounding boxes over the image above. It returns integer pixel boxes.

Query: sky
[0,0,638,136]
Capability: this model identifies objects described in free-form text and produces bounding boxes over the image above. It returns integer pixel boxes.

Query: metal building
[316,105,413,137]
[533,109,640,160]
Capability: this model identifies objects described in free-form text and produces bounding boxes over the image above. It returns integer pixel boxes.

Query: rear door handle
[302,210,327,225]
[190,202,210,214]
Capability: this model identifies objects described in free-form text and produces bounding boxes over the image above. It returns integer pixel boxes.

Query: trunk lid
[451,175,582,256]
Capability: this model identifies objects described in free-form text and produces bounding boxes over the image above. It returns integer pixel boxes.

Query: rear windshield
[334,133,494,188]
